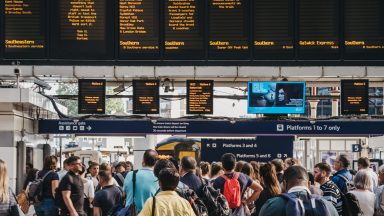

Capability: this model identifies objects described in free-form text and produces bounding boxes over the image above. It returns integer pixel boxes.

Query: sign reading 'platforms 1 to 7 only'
[187,80,214,115]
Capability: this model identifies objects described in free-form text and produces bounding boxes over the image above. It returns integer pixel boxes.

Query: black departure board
[119,0,159,59]
[133,80,160,114]
[78,79,106,114]
[4,0,46,58]
[344,0,384,60]
[187,80,214,114]
[164,0,205,59]
[50,0,114,59]
[209,0,250,59]
[299,0,339,59]
[341,79,369,115]
[253,0,294,60]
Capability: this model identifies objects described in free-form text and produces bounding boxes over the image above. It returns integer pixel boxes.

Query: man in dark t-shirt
[93,170,123,216]
[179,157,202,194]
[213,153,263,216]
[59,156,85,216]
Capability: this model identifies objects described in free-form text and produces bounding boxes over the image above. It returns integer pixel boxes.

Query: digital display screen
[164,0,205,59]
[132,80,160,114]
[119,0,159,59]
[209,0,250,59]
[344,0,384,60]
[187,80,214,114]
[253,0,294,60]
[341,79,369,115]
[248,82,306,114]
[4,0,46,58]
[78,79,106,114]
[50,0,114,59]
[298,0,339,59]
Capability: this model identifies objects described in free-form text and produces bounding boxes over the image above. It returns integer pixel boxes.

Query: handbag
[117,170,139,216]
[16,190,29,214]
[10,191,26,216]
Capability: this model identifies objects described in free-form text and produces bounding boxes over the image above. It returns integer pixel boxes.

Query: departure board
[50,0,114,59]
[209,0,250,59]
[253,0,294,60]
[299,0,339,59]
[78,79,106,114]
[187,80,214,114]
[133,80,160,114]
[119,0,159,59]
[341,79,369,115]
[164,0,205,59]
[4,0,46,58]
[344,0,384,60]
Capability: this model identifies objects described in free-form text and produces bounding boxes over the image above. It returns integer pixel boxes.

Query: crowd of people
[1,151,384,215]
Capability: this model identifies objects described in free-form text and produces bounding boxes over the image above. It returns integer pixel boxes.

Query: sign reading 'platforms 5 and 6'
[201,137,294,163]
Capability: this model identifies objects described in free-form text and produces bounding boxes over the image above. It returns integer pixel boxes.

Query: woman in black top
[253,163,281,216]
[34,155,60,216]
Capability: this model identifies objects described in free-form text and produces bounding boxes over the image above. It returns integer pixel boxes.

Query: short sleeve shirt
[59,171,84,214]
[93,185,123,216]
[37,169,59,199]
[213,172,253,216]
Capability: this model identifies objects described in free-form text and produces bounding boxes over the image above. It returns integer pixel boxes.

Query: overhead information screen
[209,0,250,59]
[341,79,369,115]
[78,79,106,114]
[133,80,160,114]
[187,80,214,114]
[344,0,384,60]
[253,0,294,60]
[4,0,46,58]
[119,0,159,59]
[50,0,114,59]
[299,0,339,59]
[164,0,205,59]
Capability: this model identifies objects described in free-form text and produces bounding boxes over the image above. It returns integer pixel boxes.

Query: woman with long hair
[0,159,18,215]
[253,163,281,216]
[34,155,59,216]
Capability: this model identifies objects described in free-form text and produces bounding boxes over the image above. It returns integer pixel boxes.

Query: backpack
[337,174,355,194]
[116,170,139,216]
[176,187,209,216]
[339,192,362,216]
[199,178,231,216]
[222,172,241,209]
[279,192,330,216]
[27,170,53,205]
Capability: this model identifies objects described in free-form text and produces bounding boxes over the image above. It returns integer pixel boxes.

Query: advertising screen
[248,82,306,114]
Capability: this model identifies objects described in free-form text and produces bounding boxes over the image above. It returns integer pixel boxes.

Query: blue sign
[39,119,384,136]
[352,144,362,152]
[201,136,294,163]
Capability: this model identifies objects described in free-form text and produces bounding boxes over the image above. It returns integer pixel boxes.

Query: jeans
[35,198,57,216]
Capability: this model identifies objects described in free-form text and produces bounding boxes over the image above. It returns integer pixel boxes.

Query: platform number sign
[352,144,362,152]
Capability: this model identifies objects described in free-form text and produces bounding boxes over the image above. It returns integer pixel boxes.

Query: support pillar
[133,135,157,169]
[330,87,340,117]
[308,100,320,119]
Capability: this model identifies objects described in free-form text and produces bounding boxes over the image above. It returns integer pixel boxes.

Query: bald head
[283,166,309,191]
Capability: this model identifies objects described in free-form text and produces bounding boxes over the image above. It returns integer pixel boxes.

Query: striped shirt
[321,180,343,215]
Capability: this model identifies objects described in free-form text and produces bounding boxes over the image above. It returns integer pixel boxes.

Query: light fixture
[162,78,175,92]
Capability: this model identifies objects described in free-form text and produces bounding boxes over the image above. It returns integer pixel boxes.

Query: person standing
[331,154,353,193]
[139,167,195,216]
[123,149,159,213]
[179,156,202,193]
[35,155,60,216]
[349,171,375,216]
[93,170,123,216]
[357,157,378,192]
[87,163,99,190]
[80,165,94,216]
[0,159,19,216]
[313,163,343,215]
[59,156,85,216]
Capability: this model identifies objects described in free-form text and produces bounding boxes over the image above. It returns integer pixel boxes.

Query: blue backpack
[279,192,331,216]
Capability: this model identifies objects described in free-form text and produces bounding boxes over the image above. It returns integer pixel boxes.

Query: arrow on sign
[86,126,92,131]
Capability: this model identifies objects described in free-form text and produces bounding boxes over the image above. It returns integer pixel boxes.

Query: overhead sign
[78,79,106,114]
[341,79,369,115]
[132,80,160,114]
[201,137,294,162]
[187,80,214,115]
[352,144,362,152]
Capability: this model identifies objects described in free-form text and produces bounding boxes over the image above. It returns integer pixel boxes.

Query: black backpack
[279,192,330,216]
[27,170,53,205]
[176,187,209,216]
[339,192,362,216]
[198,178,231,216]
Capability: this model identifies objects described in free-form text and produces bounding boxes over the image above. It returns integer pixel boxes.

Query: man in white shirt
[358,157,378,192]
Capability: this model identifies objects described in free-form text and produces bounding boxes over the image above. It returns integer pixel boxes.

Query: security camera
[14,68,20,76]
